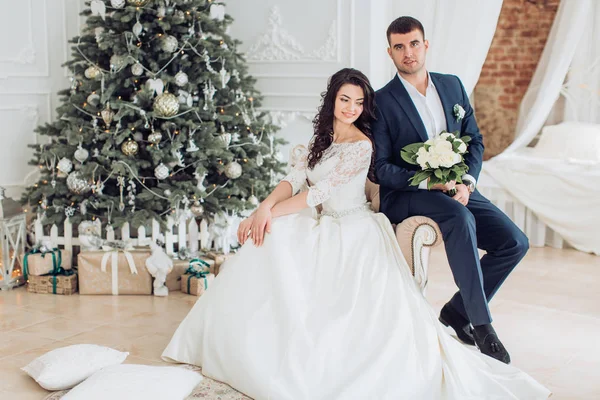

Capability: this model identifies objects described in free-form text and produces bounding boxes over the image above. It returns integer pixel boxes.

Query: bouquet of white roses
[401,131,471,195]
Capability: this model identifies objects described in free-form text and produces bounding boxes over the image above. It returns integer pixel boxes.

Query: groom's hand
[429,180,456,192]
[452,184,470,206]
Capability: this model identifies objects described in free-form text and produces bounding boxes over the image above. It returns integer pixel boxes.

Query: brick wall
[474,0,560,159]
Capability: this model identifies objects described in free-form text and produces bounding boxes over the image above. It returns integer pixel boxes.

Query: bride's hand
[237,215,255,245]
[250,205,272,247]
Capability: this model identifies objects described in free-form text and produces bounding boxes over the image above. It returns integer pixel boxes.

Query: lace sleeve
[307,140,372,207]
[281,145,309,195]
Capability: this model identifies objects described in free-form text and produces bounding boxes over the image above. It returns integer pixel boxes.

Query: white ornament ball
[256,153,264,166]
[248,195,259,206]
[174,71,189,87]
[87,93,100,107]
[57,157,73,174]
[164,189,171,196]
[154,163,169,180]
[131,63,144,76]
[161,35,178,53]
[67,171,91,194]
[148,131,162,144]
[110,0,126,7]
[84,66,101,80]
[224,161,242,179]
[110,54,126,71]
[74,147,89,163]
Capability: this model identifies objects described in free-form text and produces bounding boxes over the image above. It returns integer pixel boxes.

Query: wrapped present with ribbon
[23,243,72,278]
[206,251,235,276]
[180,263,215,296]
[166,257,214,292]
[78,241,152,295]
[27,268,78,295]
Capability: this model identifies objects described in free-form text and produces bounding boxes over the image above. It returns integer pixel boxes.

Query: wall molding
[246,4,339,63]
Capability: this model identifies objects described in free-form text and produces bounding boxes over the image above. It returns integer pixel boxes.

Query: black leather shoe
[439,303,475,346]
[473,324,511,364]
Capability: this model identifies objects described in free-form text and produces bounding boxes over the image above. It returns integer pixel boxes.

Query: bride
[162,68,550,399]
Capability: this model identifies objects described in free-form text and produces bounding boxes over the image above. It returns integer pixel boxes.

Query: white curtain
[499,0,592,154]
[562,2,600,123]
[483,0,600,255]
[368,0,503,93]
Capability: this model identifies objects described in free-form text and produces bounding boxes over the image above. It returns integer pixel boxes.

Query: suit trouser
[383,190,529,326]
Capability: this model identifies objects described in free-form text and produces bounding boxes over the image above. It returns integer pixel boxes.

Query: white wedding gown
[162,141,550,399]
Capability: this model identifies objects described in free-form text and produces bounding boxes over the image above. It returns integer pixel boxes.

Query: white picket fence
[33,215,212,256]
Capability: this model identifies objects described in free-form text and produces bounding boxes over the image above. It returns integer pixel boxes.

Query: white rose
[439,153,457,168]
[439,132,453,141]
[424,138,435,146]
[432,139,453,155]
[416,147,430,169]
[426,150,442,169]
[455,140,467,154]
[453,152,462,164]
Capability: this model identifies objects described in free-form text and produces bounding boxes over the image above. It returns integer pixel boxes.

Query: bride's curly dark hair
[307,68,377,182]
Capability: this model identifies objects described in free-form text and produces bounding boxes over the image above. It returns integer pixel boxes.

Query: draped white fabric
[483,0,600,255]
[500,0,592,154]
[386,0,503,95]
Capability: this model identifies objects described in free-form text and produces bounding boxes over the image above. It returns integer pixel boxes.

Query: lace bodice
[282,140,372,213]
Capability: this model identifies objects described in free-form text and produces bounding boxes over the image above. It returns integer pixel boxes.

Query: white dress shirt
[397,73,477,190]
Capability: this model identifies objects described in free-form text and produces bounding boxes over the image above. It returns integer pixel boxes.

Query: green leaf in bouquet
[401,149,417,165]
[409,170,431,186]
[434,169,443,179]
[461,135,472,143]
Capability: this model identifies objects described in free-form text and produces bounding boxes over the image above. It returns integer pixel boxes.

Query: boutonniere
[453,104,465,122]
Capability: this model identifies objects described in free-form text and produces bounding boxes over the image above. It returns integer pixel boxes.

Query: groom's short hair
[386,16,425,44]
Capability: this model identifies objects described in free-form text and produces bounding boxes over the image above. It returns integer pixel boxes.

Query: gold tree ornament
[101,104,115,126]
[190,201,204,216]
[126,0,150,6]
[84,66,101,79]
[121,139,139,156]
[153,93,179,117]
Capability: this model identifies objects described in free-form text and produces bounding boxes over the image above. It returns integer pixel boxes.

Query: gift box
[23,249,72,277]
[78,249,152,295]
[27,271,78,295]
[181,270,215,296]
[207,251,234,275]
[166,257,214,292]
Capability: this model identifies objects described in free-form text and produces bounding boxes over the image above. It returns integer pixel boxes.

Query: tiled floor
[1,247,598,399]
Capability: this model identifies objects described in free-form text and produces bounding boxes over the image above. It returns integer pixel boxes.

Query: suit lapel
[389,76,429,143]
[430,74,458,132]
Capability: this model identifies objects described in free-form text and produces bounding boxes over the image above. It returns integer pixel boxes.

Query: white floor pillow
[61,364,203,400]
[22,344,128,391]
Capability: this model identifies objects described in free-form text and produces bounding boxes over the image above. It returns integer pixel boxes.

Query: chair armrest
[395,216,443,292]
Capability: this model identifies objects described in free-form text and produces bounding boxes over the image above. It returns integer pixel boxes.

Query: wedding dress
[162,140,550,400]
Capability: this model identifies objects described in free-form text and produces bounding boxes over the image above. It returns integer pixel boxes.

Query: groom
[373,16,528,364]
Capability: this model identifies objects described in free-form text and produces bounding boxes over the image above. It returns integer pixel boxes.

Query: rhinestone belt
[320,203,373,219]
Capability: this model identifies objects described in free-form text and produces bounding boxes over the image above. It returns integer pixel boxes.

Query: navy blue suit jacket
[373,73,485,217]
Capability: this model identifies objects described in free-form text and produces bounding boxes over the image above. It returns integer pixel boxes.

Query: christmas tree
[21,0,285,231]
